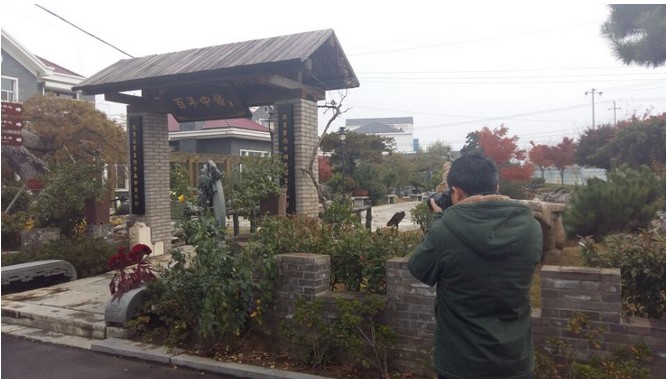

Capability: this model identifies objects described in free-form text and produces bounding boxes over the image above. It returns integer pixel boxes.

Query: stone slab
[91,338,182,364]
[171,353,334,379]
[1,323,93,350]
[1,300,106,339]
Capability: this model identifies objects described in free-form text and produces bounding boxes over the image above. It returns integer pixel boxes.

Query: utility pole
[585,88,603,128]
[608,101,621,126]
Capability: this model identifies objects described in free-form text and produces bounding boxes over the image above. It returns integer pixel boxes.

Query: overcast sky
[2,1,665,151]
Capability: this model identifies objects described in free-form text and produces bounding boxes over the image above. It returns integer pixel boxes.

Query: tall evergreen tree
[601,4,666,67]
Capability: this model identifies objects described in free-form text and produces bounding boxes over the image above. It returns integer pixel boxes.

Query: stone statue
[435,162,451,193]
[197,160,227,229]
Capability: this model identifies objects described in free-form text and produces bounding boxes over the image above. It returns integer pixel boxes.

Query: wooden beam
[260,74,325,97]
[104,92,167,113]
[238,85,324,106]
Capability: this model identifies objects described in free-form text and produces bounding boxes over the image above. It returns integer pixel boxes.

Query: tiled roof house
[346,117,416,153]
[1,29,88,102]
[168,113,272,157]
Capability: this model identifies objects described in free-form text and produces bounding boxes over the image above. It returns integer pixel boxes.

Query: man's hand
[429,198,443,213]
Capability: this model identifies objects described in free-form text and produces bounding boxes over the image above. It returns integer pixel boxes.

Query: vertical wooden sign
[128,116,145,214]
[277,105,296,214]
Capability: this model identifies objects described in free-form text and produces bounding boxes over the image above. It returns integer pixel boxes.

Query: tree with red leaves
[529,141,552,178]
[476,125,526,165]
[547,137,577,184]
[318,156,333,183]
[472,125,533,182]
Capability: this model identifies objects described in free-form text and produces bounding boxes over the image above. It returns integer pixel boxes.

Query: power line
[360,78,665,85]
[351,22,596,56]
[35,4,134,58]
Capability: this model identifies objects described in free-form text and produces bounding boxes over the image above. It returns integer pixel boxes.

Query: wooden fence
[170,152,241,189]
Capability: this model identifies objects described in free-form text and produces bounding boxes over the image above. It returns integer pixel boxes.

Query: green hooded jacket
[408,195,542,379]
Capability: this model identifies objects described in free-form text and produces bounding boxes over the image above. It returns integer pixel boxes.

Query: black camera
[427,190,453,211]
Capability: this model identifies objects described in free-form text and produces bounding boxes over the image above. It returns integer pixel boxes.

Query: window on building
[1,77,18,102]
[240,149,269,157]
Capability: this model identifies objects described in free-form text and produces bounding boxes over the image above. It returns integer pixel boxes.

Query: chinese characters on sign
[1,134,23,146]
[128,116,145,214]
[1,101,25,147]
[277,105,296,214]
[160,84,251,122]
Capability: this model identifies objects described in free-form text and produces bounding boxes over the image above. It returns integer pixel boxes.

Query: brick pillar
[386,257,436,373]
[126,109,171,254]
[274,99,319,217]
[272,253,330,319]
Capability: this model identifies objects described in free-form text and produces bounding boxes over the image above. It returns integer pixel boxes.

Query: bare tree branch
[300,91,350,212]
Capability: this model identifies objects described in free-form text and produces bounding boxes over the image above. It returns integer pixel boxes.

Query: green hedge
[1,237,121,279]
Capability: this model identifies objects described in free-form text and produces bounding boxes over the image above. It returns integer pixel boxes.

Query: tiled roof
[355,122,403,134]
[37,56,84,77]
[346,117,414,126]
[168,114,269,133]
[74,29,358,95]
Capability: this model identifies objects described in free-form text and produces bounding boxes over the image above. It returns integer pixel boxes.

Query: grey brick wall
[270,256,665,377]
[535,265,665,378]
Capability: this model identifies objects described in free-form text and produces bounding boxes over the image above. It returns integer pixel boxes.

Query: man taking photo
[408,153,542,379]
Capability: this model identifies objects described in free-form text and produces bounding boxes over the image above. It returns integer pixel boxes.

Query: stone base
[104,287,149,326]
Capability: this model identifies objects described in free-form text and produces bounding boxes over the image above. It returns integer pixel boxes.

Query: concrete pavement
[1,201,422,379]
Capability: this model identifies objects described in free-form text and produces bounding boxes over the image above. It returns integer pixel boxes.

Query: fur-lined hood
[458,194,509,205]
[443,195,537,260]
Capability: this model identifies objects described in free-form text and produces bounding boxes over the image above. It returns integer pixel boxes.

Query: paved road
[1,334,235,379]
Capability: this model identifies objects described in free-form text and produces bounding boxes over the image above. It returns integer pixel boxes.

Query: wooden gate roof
[73,29,359,111]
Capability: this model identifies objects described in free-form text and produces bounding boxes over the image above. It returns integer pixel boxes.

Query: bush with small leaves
[564,165,665,238]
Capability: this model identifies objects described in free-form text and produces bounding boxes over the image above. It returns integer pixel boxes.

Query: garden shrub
[1,211,32,250]
[578,230,665,319]
[335,296,397,378]
[410,200,434,233]
[564,165,665,238]
[498,177,532,199]
[321,200,360,232]
[535,312,652,379]
[1,183,32,213]
[570,342,653,379]
[280,296,397,377]
[253,214,422,294]
[280,298,337,369]
[144,215,276,350]
[1,184,34,250]
[32,161,111,239]
[0,237,119,279]
[252,215,336,256]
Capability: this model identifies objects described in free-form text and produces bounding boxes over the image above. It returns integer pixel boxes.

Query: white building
[345,117,415,153]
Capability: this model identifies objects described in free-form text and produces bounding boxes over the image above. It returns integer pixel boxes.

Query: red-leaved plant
[108,244,157,301]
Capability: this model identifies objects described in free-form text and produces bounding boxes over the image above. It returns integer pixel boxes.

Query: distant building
[345,117,415,153]
[1,29,88,102]
[536,166,607,185]
[168,114,271,157]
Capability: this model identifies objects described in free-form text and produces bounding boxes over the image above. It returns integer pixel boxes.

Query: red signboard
[1,133,23,146]
[2,117,24,130]
[1,101,24,116]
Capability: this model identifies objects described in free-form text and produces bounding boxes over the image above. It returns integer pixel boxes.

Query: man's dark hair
[446,153,498,196]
